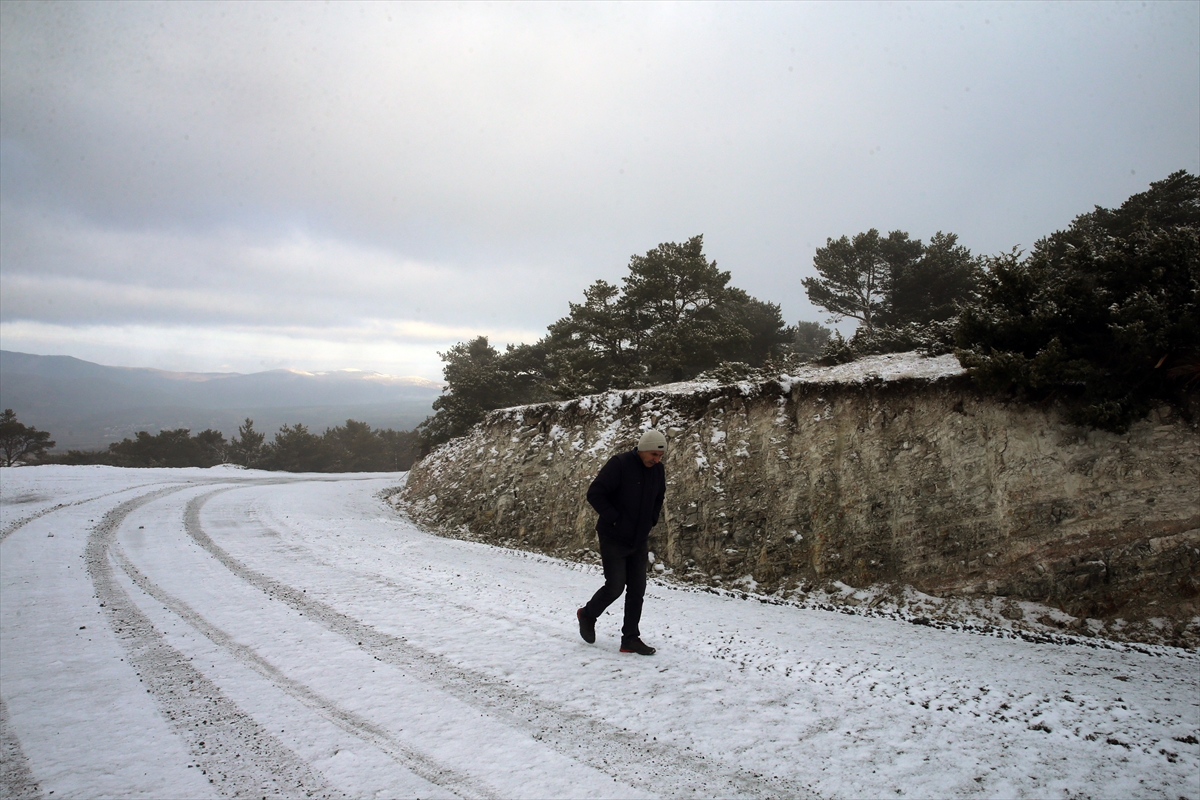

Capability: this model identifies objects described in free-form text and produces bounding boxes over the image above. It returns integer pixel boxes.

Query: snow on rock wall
[396,353,1200,646]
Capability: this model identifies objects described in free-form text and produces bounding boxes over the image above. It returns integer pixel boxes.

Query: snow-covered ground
[2,466,1197,799]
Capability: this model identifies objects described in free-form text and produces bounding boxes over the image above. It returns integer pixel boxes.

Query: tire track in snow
[109,540,499,800]
[87,485,347,800]
[0,481,162,543]
[1,474,379,545]
[0,698,42,800]
[188,487,819,800]
[0,485,147,799]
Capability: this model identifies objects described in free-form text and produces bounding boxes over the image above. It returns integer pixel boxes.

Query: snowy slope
[2,466,1197,799]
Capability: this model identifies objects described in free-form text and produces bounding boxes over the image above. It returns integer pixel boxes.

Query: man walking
[577,429,667,655]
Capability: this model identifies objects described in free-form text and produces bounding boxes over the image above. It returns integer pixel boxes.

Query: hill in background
[0,350,442,451]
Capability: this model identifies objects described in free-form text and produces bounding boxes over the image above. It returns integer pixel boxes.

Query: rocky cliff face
[395,353,1200,648]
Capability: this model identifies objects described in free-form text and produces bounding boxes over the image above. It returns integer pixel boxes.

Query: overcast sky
[2,1,1197,380]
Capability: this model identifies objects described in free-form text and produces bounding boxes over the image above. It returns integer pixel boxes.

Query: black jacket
[586,448,665,550]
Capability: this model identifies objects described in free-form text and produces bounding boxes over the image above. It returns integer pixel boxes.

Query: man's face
[638,449,663,468]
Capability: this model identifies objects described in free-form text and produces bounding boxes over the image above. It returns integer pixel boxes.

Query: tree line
[415,226,974,449]
[955,169,1199,432]
[422,169,1198,446]
[783,169,1199,431]
[416,235,808,446]
[9,417,420,472]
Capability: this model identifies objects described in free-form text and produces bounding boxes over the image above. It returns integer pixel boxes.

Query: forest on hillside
[419,170,1199,449]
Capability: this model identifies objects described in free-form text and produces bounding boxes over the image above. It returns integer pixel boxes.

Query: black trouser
[583,537,648,638]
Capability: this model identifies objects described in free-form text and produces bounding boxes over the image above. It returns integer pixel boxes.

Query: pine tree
[192,429,228,467]
[717,294,791,366]
[374,428,421,471]
[0,409,55,466]
[262,423,327,472]
[884,231,981,326]
[228,418,265,467]
[546,279,641,395]
[417,337,513,449]
[622,235,747,382]
[106,428,226,468]
[957,170,1200,432]
[324,419,385,471]
[802,229,898,332]
[791,321,833,360]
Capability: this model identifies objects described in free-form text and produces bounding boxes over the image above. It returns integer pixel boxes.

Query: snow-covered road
[2,467,1197,799]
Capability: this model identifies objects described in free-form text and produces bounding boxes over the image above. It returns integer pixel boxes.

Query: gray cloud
[2,0,1197,378]
[0,202,571,330]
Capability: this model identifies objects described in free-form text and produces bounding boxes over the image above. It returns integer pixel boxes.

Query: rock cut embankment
[396,353,1200,647]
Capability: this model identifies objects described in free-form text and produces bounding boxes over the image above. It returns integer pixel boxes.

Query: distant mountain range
[0,350,444,451]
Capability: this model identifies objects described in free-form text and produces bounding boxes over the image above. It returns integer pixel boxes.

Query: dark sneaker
[620,636,656,656]
[577,608,596,644]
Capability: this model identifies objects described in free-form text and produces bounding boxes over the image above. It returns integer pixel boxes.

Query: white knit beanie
[637,429,667,452]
